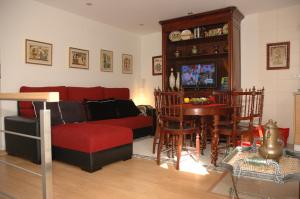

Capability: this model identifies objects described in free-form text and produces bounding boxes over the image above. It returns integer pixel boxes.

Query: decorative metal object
[174,49,180,57]
[169,68,176,90]
[191,45,198,54]
[258,119,283,161]
[213,45,219,54]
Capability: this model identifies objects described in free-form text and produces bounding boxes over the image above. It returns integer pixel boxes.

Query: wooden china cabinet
[159,7,244,95]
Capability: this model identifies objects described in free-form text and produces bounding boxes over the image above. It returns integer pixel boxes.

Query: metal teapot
[258,119,283,161]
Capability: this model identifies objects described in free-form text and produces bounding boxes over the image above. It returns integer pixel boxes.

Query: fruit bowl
[189,97,212,105]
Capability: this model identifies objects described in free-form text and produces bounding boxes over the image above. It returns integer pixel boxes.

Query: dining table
[182,103,234,166]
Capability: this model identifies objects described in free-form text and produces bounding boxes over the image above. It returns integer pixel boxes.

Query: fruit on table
[190,97,208,103]
[184,97,190,103]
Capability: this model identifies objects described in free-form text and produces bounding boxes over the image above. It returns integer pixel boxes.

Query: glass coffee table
[222,146,300,199]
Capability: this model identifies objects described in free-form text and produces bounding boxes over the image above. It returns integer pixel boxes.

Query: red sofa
[4,86,154,172]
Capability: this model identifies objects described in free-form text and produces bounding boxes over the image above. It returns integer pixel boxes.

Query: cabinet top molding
[159,6,244,26]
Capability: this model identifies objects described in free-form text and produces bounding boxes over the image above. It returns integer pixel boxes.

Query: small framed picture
[69,47,89,69]
[267,41,290,70]
[152,56,162,75]
[100,49,113,72]
[122,54,133,74]
[25,39,52,66]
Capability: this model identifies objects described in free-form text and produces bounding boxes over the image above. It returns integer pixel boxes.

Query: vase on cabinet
[169,68,176,90]
[175,72,180,90]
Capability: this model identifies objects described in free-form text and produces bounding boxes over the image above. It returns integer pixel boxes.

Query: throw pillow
[115,99,141,118]
[85,99,118,121]
[59,101,86,123]
[32,102,65,126]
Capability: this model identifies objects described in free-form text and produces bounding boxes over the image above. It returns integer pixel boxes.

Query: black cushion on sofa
[115,99,141,118]
[33,102,65,126]
[59,101,86,123]
[85,99,118,121]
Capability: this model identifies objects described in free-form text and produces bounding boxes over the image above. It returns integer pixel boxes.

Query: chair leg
[190,134,194,147]
[157,131,164,166]
[171,135,175,158]
[176,134,183,170]
[152,125,160,154]
[167,134,172,158]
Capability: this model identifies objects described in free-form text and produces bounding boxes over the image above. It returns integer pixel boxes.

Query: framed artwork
[69,47,89,69]
[152,56,162,75]
[100,49,113,72]
[25,39,52,66]
[267,41,290,70]
[122,54,133,74]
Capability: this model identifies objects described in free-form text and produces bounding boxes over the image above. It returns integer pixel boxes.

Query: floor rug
[133,136,225,174]
[210,172,299,199]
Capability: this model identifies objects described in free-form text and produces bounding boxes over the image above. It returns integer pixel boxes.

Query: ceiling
[35,0,300,35]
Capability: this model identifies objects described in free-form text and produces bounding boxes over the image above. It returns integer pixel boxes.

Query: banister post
[40,108,53,199]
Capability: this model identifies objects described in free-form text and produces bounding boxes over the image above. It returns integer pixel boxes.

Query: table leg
[231,173,239,199]
[211,114,220,166]
[196,131,200,161]
[200,117,206,155]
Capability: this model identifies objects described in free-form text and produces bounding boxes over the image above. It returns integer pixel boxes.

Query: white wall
[139,32,162,105]
[140,5,300,144]
[0,0,141,149]
[241,5,300,143]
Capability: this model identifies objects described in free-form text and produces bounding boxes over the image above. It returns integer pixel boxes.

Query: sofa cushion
[104,88,129,100]
[19,86,68,118]
[91,115,153,130]
[85,99,118,120]
[59,101,86,123]
[68,86,105,101]
[33,102,65,126]
[52,123,132,153]
[115,99,140,118]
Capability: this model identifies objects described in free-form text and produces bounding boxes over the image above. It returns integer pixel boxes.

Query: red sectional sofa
[4,86,154,172]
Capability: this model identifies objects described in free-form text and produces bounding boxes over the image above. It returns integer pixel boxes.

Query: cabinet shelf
[168,35,228,46]
[167,53,228,61]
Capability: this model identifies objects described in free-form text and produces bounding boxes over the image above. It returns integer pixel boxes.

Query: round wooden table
[182,103,233,166]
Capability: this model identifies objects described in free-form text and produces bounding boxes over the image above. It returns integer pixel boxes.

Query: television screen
[181,63,216,88]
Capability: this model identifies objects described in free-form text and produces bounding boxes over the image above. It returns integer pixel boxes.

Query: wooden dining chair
[155,90,198,170]
[252,87,265,126]
[152,88,162,154]
[218,88,257,147]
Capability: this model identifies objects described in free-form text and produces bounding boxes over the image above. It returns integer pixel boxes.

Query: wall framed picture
[100,49,113,72]
[25,39,52,66]
[152,56,162,75]
[267,41,290,70]
[122,54,133,74]
[69,47,89,69]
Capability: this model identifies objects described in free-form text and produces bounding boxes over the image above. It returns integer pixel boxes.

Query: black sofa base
[133,126,154,139]
[4,116,153,171]
[53,144,132,172]
[4,116,41,164]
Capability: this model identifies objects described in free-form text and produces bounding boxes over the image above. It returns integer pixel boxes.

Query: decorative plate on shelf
[181,29,193,40]
[169,31,181,42]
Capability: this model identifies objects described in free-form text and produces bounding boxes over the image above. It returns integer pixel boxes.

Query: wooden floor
[0,152,227,199]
